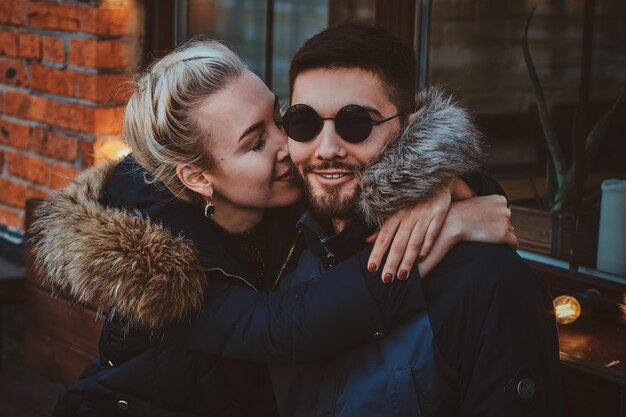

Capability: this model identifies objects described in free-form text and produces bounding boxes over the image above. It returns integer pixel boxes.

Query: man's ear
[176,164,214,198]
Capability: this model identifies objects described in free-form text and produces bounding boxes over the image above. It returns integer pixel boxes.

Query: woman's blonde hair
[124,39,245,202]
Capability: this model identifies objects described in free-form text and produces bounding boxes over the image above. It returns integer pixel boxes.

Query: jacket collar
[104,155,248,277]
[31,158,208,329]
[297,213,374,269]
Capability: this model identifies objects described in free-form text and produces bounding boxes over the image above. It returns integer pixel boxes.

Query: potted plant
[511,6,625,266]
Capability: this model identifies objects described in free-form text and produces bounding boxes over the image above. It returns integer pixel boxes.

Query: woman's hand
[416,194,518,278]
[448,195,518,248]
[367,189,452,283]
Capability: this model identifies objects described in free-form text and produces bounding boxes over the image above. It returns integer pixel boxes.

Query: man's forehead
[291,67,393,111]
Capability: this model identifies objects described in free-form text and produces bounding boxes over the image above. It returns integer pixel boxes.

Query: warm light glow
[553,295,581,324]
[94,137,131,165]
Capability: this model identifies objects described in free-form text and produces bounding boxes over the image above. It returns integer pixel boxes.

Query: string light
[553,289,600,325]
[553,295,581,324]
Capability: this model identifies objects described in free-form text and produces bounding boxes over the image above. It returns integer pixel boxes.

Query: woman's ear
[176,164,214,198]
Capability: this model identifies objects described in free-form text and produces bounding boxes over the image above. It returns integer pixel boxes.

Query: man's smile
[312,170,355,186]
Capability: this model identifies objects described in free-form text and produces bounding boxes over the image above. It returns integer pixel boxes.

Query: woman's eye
[251,136,266,152]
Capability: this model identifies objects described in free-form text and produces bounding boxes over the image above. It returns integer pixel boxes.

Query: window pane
[428,0,626,178]
[188,0,267,78]
[187,0,376,102]
[272,1,328,99]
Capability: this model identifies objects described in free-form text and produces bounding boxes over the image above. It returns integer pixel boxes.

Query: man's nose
[315,120,347,160]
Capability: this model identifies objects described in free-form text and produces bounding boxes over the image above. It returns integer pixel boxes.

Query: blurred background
[0,1,624,415]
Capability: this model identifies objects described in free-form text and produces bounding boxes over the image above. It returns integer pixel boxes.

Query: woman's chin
[267,188,303,208]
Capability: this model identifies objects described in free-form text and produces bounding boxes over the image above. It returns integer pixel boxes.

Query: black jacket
[31,87,502,416]
[271,207,562,416]
[32,157,431,417]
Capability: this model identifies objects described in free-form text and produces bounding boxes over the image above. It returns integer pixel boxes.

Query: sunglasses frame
[282,103,403,143]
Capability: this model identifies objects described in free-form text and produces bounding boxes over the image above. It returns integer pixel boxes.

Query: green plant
[522,6,625,213]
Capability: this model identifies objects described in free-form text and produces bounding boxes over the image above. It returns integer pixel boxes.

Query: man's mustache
[302,161,363,174]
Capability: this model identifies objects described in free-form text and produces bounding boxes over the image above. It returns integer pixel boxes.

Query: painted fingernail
[383,273,393,283]
[398,270,408,280]
[368,263,377,273]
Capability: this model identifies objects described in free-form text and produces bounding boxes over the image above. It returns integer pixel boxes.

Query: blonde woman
[33,40,514,417]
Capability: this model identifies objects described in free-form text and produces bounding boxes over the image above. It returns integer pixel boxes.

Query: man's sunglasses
[282,104,403,143]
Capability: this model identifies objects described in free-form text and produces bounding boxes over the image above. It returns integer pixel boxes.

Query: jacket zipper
[204,230,301,293]
[204,267,259,292]
[272,230,301,290]
[320,237,336,268]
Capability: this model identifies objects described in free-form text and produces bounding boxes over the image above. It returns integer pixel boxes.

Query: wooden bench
[24,199,104,385]
[0,257,25,369]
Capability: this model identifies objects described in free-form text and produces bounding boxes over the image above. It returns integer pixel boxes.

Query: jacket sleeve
[462,172,507,198]
[163,245,427,364]
[456,246,562,416]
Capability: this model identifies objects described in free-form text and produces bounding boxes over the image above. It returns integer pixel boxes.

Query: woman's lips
[274,170,294,181]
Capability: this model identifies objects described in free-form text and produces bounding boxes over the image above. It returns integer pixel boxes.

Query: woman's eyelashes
[250,132,267,152]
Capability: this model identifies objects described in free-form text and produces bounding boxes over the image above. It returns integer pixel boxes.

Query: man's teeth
[320,174,345,179]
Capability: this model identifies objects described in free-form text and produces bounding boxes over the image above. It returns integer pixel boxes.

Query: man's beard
[294,161,363,220]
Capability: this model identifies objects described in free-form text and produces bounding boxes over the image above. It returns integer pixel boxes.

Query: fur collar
[30,161,207,329]
[31,86,485,329]
[358,86,486,226]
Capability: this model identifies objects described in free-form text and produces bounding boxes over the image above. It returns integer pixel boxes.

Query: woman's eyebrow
[239,121,264,143]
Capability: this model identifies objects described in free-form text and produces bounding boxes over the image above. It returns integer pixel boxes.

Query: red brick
[0,1,8,24]
[31,130,78,162]
[0,0,27,26]
[69,38,135,69]
[0,119,30,149]
[27,185,49,201]
[80,139,95,167]
[46,100,84,131]
[0,178,28,208]
[0,57,27,87]
[0,30,19,56]
[0,205,22,228]
[77,72,131,102]
[93,106,124,135]
[30,2,79,32]
[78,5,140,35]
[49,163,81,189]
[42,35,65,64]
[30,64,78,97]
[4,91,47,122]
[18,32,41,59]
[6,151,50,185]
[11,0,27,26]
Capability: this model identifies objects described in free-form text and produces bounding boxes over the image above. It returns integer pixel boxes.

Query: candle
[597,179,626,276]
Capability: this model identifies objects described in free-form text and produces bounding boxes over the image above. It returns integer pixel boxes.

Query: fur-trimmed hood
[31,161,207,329]
[31,86,485,329]
[358,86,486,226]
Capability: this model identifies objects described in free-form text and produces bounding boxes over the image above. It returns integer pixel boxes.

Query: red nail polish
[368,263,377,273]
[398,270,408,280]
[383,273,393,283]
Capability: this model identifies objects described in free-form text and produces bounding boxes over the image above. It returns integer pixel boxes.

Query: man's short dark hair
[289,23,417,113]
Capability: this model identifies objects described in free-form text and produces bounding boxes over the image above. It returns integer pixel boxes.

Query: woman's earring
[204,196,215,218]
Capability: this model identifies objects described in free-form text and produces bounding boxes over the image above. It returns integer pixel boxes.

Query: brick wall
[0,0,142,233]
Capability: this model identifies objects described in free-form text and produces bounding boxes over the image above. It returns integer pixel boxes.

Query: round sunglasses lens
[335,105,372,143]
[283,105,320,142]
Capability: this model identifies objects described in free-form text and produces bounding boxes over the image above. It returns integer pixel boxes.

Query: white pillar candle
[597,179,626,276]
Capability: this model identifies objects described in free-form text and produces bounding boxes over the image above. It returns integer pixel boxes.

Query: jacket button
[117,400,129,410]
[517,379,535,400]
[372,331,385,340]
